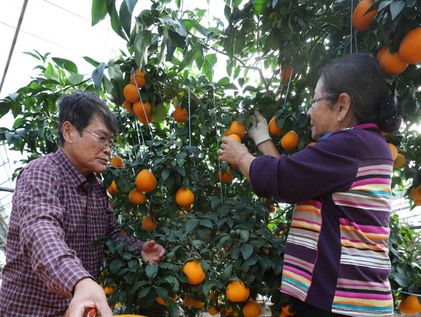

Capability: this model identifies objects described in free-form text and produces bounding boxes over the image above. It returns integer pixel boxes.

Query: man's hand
[141,240,166,264]
[248,110,271,146]
[65,278,112,317]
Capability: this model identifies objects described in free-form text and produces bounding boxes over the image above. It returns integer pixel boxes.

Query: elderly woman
[218,53,401,317]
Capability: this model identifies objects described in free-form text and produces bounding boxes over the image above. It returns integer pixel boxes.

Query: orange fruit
[410,185,421,206]
[352,0,377,32]
[137,111,153,125]
[228,121,246,139]
[133,101,152,117]
[242,300,261,317]
[175,187,195,208]
[135,169,157,193]
[173,106,188,123]
[281,66,293,84]
[280,130,299,151]
[142,214,157,232]
[110,155,125,168]
[219,167,234,184]
[226,280,250,302]
[399,295,421,314]
[208,306,219,315]
[183,296,204,309]
[399,27,421,64]
[227,134,241,143]
[393,153,406,169]
[107,180,118,194]
[128,188,146,205]
[103,286,113,296]
[279,304,295,317]
[182,260,206,285]
[130,69,146,88]
[123,83,139,102]
[123,100,134,113]
[387,143,398,160]
[156,296,166,305]
[268,116,282,137]
[377,47,408,75]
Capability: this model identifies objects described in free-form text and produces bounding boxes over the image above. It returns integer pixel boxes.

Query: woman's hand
[218,136,255,180]
[141,240,166,264]
[248,110,271,146]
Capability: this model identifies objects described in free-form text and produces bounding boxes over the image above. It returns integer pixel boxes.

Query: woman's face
[307,78,341,141]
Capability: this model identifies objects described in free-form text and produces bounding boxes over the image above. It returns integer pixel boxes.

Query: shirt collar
[55,149,98,192]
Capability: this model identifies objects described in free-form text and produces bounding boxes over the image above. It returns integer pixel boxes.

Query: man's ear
[61,121,76,144]
[336,92,352,122]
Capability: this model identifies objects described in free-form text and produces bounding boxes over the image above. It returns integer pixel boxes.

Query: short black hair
[320,53,401,133]
[57,90,118,146]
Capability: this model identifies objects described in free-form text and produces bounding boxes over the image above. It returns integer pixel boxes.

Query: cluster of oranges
[268,116,300,151]
[122,69,153,124]
[181,259,260,317]
[352,0,421,75]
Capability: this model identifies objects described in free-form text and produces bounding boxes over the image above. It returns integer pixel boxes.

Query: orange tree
[1,0,421,315]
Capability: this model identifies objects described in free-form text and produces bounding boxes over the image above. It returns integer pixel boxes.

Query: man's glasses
[308,94,339,111]
[84,129,114,149]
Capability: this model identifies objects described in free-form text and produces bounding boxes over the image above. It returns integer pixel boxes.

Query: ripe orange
[133,101,152,117]
[208,306,219,315]
[242,300,261,317]
[227,134,241,143]
[156,296,166,305]
[110,155,125,168]
[228,121,246,139]
[130,69,146,88]
[268,116,282,137]
[410,185,421,206]
[137,111,153,125]
[142,214,157,232]
[280,130,299,151]
[173,106,188,123]
[399,295,421,314]
[387,143,398,160]
[103,286,113,296]
[107,180,118,194]
[352,0,377,32]
[399,27,421,64]
[377,47,408,75]
[182,260,206,285]
[219,167,234,184]
[393,153,406,169]
[123,100,134,113]
[183,296,204,309]
[175,187,195,208]
[279,304,295,317]
[281,66,293,84]
[128,188,146,205]
[135,169,157,193]
[226,280,250,302]
[123,83,139,102]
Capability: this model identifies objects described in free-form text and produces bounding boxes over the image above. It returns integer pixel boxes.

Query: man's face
[65,115,114,175]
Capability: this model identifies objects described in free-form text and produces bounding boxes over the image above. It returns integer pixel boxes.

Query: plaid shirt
[0,150,143,316]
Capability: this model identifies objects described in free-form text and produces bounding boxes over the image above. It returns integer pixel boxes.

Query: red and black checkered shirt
[0,150,143,316]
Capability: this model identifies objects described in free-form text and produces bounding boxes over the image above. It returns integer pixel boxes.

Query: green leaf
[106,1,126,40]
[92,63,106,87]
[390,1,405,20]
[83,56,101,67]
[222,263,233,279]
[163,275,180,292]
[109,258,123,274]
[145,264,158,279]
[119,0,137,38]
[134,30,152,67]
[253,0,267,14]
[91,0,107,26]
[137,286,152,299]
[0,101,11,117]
[52,57,78,73]
[239,230,250,242]
[67,73,85,85]
[240,243,254,260]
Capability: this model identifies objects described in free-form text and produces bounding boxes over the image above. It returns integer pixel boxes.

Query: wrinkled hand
[65,278,112,317]
[248,110,271,146]
[217,136,250,166]
[141,240,166,264]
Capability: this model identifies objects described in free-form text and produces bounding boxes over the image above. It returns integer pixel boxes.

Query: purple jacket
[250,124,394,317]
